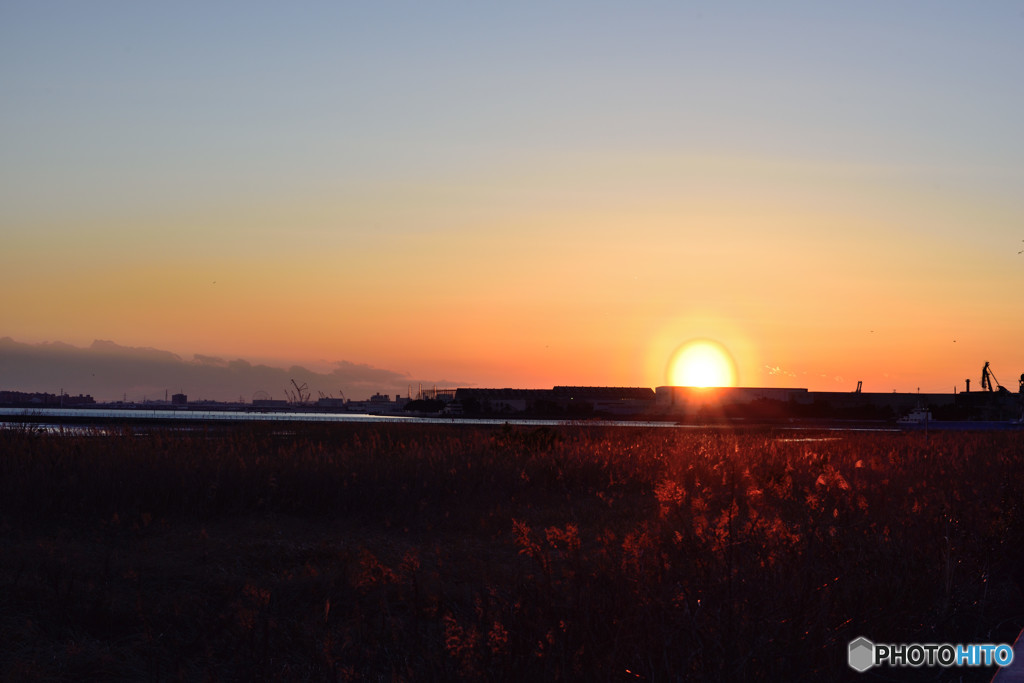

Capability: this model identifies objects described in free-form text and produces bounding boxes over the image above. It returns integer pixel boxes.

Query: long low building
[453,386,656,416]
[449,384,1019,421]
[656,386,962,410]
[656,386,808,408]
[655,385,1022,421]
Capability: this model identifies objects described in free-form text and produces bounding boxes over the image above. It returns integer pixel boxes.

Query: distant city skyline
[1,336,1018,404]
[3,3,1022,394]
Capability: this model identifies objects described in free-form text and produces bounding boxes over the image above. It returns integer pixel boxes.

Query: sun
[667,339,738,387]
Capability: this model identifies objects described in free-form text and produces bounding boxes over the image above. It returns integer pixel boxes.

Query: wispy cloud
[764,364,796,378]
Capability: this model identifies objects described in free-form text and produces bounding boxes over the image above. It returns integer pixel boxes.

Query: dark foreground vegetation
[2,423,1024,681]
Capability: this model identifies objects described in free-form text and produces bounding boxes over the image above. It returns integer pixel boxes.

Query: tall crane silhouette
[286,379,310,404]
[981,362,1008,393]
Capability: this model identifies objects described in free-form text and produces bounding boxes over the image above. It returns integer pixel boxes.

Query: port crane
[286,379,311,404]
[981,362,1010,394]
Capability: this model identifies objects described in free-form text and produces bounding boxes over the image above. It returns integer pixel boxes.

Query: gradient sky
[3,1,1023,396]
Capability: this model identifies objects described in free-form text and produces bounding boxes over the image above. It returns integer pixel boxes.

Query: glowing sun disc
[667,339,738,387]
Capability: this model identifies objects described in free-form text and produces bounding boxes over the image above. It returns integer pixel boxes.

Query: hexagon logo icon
[848,637,875,672]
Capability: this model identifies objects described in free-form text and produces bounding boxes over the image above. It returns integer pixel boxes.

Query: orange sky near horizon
[2,3,1022,396]
[5,166,1019,394]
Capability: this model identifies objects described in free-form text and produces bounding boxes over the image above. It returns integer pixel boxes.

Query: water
[1,408,908,436]
[0,407,680,429]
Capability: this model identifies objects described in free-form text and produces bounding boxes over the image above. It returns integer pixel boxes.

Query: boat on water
[897,407,934,425]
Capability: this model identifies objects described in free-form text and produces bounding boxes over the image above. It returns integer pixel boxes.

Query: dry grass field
[2,422,1023,681]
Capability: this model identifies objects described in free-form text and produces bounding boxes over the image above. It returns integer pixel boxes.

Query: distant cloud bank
[0,338,463,402]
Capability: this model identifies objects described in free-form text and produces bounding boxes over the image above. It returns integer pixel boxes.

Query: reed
[1,423,1022,680]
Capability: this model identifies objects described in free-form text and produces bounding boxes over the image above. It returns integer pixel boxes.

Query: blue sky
[7,2,1022,205]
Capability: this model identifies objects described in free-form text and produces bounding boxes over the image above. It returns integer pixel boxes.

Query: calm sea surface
[0,407,907,439]
[0,407,679,429]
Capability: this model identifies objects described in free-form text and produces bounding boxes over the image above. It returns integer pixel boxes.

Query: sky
[2,1,1023,400]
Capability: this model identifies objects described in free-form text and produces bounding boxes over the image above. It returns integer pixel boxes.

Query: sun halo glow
[668,340,738,388]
